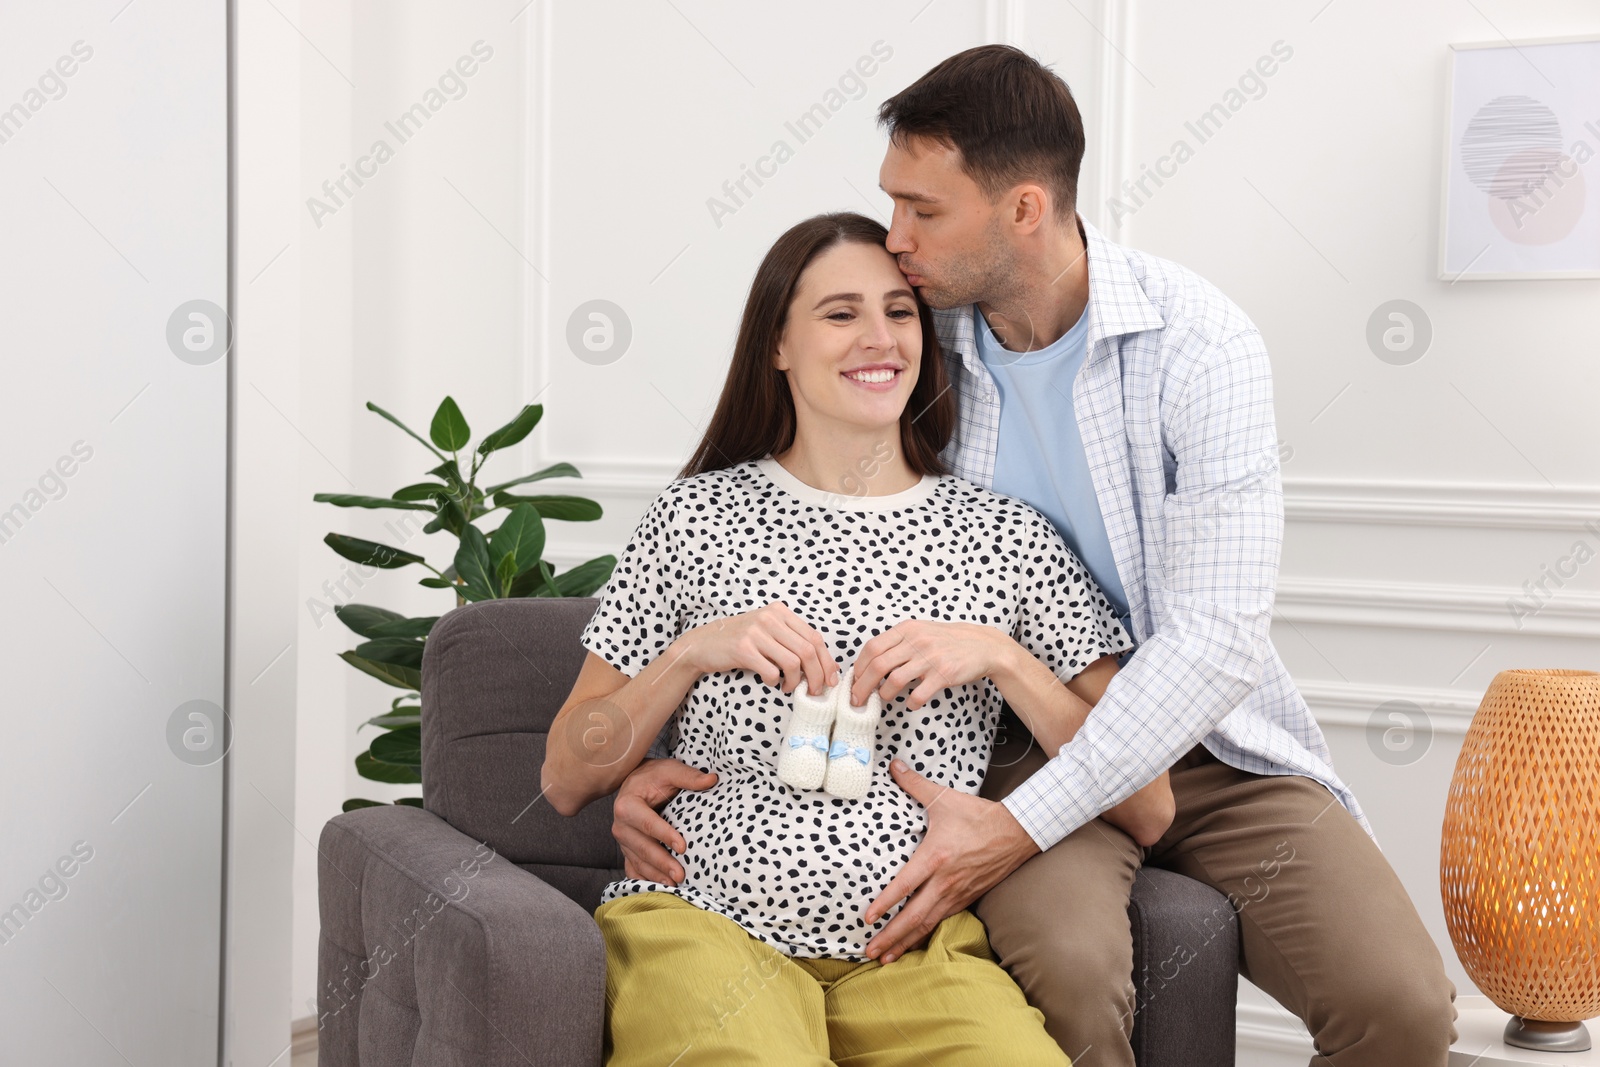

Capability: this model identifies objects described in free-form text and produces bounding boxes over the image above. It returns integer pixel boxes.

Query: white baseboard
[290,1015,317,1057]
[281,989,1332,1062]
[1236,1001,1317,1058]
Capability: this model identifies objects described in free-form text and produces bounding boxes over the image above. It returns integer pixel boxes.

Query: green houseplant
[315,397,615,811]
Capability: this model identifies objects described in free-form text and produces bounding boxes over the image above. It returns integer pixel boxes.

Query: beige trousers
[976,710,1458,1066]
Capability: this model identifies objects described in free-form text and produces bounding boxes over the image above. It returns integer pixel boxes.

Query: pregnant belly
[664,775,929,950]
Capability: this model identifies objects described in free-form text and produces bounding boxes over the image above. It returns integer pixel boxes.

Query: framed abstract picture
[1440,34,1600,280]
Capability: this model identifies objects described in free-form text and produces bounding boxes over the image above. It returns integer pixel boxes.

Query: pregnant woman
[541,212,1174,1066]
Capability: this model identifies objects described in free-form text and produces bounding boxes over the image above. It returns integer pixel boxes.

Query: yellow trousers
[593,891,1070,1066]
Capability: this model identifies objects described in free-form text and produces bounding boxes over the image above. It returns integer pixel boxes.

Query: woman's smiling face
[773,240,923,438]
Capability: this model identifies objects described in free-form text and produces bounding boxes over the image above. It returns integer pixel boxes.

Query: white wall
[0,2,227,1063]
[1111,0,1600,1060]
[276,1,1600,1059]
[286,0,531,1023]
[228,0,305,1063]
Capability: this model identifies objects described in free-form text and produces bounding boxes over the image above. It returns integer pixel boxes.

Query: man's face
[878,135,1017,310]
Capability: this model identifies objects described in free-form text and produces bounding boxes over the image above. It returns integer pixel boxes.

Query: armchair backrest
[421,597,624,910]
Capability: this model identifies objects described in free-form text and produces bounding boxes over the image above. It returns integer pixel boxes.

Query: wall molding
[1276,575,1600,640]
[539,463,1600,640]
[544,455,680,495]
[1298,678,1481,735]
[1284,477,1600,532]
[984,0,1027,46]
[541,465,1600,533]
[1091,0,1131,234]
[521,0,553,478]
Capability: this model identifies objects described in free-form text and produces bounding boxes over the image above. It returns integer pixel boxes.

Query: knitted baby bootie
[776,675,836,792]
[823,666,880,800]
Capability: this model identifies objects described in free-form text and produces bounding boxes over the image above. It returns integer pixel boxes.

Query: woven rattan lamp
[1441,668,1600,1052]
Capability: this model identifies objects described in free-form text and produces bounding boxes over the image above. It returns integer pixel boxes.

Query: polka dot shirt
[580,456,1132,960]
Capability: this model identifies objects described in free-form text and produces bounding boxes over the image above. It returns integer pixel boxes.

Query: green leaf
[496,550,517,595]
[554,555,617,597]
[477,404,544,456]
[334,603,406,638]
[324,533,426,569]
[453,525,496,599]
[483,462,580,495]
[370,724,422,767]
[489,504,546,573]
[418,577,454,589]
[365,616,438,639]
[427,498,469,537]
[354,638,424,670]
[430,396,471,451]
[365,401,446,462]
[394,797,424,808]
[363,709,421,730]
[538,559,563,598]
[509,555,615,599]
[492,493,602,522]
[312,493,434,512]
[342,798,385,812]
[339,650,422,690]
[355,748,422,784]
[427,460,471,499]
[419,461,471,536]
[392,481,452,502]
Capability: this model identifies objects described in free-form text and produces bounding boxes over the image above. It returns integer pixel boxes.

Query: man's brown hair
[877,44,1086,219]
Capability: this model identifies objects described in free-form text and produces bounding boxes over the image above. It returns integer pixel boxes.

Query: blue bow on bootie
[828,740,871,765]
[789,734,829,752]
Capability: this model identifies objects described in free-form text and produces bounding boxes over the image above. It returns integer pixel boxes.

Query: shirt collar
[933,213,1166,375]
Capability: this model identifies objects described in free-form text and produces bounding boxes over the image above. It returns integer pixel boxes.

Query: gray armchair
[317,598,1239,1066]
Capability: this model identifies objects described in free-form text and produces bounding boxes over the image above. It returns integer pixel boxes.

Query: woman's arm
[988,642,1175,847]
[541,644,705,817]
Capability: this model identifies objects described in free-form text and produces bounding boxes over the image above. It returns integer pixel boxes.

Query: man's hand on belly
[612,757,718,884]
[862,758,1041,964]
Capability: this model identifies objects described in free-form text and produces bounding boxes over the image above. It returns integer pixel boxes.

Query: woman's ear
[772,345,790,372]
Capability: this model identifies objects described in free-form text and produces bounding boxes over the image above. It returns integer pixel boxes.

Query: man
[611,45,1457,1066]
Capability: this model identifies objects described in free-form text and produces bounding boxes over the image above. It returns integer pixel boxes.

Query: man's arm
[988,649,1174,846]
[1000,327,1284,852]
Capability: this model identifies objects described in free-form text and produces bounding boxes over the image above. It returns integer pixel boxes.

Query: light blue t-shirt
[973,304,1132,630]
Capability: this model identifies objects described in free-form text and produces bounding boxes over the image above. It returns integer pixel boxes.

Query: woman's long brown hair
[678,212,955,480]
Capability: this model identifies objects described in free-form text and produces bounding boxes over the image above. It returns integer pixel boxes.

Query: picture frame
[1439,34,1600,281]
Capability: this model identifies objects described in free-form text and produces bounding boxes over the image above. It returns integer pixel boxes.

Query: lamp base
[1504,1017,1593,1052]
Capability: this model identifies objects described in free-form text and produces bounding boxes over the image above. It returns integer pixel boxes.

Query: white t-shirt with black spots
[579,456,1133,960]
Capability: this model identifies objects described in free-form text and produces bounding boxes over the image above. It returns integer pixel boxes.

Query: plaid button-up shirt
[937,215,1371,851]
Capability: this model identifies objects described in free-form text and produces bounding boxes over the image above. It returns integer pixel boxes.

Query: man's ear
[1011,183,1051,235]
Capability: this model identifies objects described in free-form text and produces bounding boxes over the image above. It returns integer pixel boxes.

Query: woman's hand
[611,757,719,884]
[850,620,1008,709]
[680,600,839,695]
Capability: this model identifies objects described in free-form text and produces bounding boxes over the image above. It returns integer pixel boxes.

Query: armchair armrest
[317,805,606,1067]
[1128,866,1239,1067]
